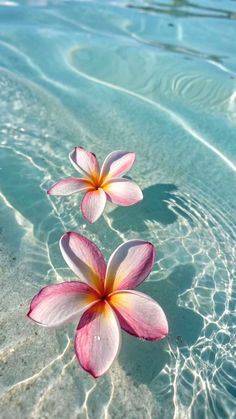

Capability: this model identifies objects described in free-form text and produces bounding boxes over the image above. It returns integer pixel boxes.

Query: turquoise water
[0,0,236,417]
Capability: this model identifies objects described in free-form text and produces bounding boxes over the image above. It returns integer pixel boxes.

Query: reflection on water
[0,0,236,418]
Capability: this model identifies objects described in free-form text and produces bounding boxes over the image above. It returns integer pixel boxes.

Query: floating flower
[47,147,143,223]
[27,232,168,378]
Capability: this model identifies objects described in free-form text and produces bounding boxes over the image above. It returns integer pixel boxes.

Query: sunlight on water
[0,1,236,418]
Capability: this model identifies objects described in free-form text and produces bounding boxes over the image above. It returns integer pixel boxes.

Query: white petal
[81,188,107,223]
[27,282,99,327]
[104,179,143,206]
[75,301,121,378]
[100,151,135,180]
[105,240,155,293]
[60,232,106,293]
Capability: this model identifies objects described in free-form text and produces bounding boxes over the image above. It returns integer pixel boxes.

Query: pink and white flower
[27,232,168,378]
[47,147,143,223]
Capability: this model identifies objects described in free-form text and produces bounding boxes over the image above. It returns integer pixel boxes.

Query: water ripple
[69,46,236,173]
[0,2,236,417]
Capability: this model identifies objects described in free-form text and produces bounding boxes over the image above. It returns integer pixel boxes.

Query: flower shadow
[110,183,178,232]
[118,264,203,385]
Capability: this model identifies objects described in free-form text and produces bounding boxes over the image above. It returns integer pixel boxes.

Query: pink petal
[69,147,100,181]
[60,232,106,293]
[27,282,99,327]
[100,151,135,180]
[75,301,121,378]
[103,179,143,206]
[104,240,155,293]
[81,188,107,224]
[47,178,93,196]
[109,290,168,340]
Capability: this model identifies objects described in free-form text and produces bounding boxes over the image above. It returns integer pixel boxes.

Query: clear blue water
[0,0,236,418]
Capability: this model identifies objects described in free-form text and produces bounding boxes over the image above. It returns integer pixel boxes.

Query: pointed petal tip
[27,310,41,325]
[85,369,101,379]
[89,370,108,379]
[74,348,103,378]
[59,231,81,248]
[135,331,168,341]
[81,214,100,224]
[61,231,74,240]
[84,216,95,224]
[143,323,169,341]
[26,308,43,326]
[26,309,32,319]
[47,186,56,195]
[85,368,100,379]
[80,207,96,224]
[71,146,83,152]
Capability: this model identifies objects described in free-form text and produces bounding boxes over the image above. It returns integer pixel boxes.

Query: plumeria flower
[47,147,143,223]
[27,232,168,378]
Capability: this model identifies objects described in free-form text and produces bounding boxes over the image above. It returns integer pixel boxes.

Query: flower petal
[81,188,107,224]
[109,290,168,340]
[103,179,143,206]
[47,178,93,196]
[75,301,121,378]
[105,240,155,293]
[69,147,100,181]
[100,151,135,181]
[60,232,106,293]
[27,282,99,327]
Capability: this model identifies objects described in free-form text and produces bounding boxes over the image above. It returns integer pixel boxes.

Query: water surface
[0,1,236,418]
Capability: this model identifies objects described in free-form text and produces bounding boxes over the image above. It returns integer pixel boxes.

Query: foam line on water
[103,213,126,242]
[0,144,45,172]
[68,56,236,174]
[208,59,236,76]
[0,190,33,233]
[0,43,74,93]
